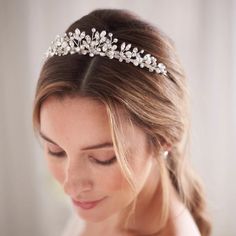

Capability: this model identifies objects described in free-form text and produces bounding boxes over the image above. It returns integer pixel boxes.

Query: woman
[32,8,211,236]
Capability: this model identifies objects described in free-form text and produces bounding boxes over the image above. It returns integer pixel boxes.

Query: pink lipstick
[72,197,106,210]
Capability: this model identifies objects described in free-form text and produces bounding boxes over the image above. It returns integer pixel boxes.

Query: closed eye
[47,150,65,157]
[47,150,116,166]
[90,156,117,165]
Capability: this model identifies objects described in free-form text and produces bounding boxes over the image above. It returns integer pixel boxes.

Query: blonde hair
[32,8,211,235]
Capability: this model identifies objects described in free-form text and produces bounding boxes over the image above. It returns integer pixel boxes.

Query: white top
[61,215,85,236]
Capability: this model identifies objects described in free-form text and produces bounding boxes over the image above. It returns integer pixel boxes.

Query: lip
[72,197,106,210]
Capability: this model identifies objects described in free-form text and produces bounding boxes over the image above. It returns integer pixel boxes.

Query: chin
[74,207,114,223]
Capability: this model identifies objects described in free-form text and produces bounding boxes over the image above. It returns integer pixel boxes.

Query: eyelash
[47,150,117,166]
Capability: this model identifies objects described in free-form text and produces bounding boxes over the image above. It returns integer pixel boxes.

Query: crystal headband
[45,28,167,76]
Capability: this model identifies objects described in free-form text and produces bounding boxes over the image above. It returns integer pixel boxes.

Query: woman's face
[40,96,157,222]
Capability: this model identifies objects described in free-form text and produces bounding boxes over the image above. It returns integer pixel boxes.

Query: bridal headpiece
[45,28,167,76]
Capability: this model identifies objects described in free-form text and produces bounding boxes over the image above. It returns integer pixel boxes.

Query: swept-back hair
[32,9,211,236]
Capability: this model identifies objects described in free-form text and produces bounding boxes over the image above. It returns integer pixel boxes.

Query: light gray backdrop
[0,0,235,235]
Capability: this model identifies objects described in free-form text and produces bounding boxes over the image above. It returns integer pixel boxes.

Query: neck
[84,160,182,235]
[119,160,163,235]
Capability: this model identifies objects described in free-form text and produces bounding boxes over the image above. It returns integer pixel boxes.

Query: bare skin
[80,169,201,236]
[40,96,201,236]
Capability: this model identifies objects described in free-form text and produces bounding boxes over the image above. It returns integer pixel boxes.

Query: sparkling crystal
[125,44,131,51]
[62,42,68,48]
[102,44,108,51]
[133,60,139,66]
[146,59,151,64]
[69,41,74,47]
[85,35,91,42]
[81,31,86,38]
[82,41,88,47]
[144,54,150,59]
[74,34,79,40]
[151,56,156,62]
[45,28,167,76]
[108,54,114,59]
[95,32,99,39]
[136,56,142,63]
[125,51,132,58]
[121,42,126,51]
[100,37,106,43]
[100,31,106,37]
[158,63,166,69]
[91,41,96,47]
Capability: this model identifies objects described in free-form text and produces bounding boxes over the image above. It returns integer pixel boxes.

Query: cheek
[95,165,126,192]
[46,159,66,184]
[97,165,135,208]
[130,155,154,190]
[93,164,134,202]
[42,146,66,183]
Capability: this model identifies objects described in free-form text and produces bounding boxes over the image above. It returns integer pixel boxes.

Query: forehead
[39,95,148,154]
[40,94,109,122]
[40,95,112,143]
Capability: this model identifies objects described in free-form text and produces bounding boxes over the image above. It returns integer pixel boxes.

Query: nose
[62,157,93,198]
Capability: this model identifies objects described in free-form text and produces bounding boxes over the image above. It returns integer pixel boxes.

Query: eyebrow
[39,131,113,151]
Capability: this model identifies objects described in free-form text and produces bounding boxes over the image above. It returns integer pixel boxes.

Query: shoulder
[149,204,201,236]
[124,208,201,236]
[162,192,202,236]
[169,207,201,236]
